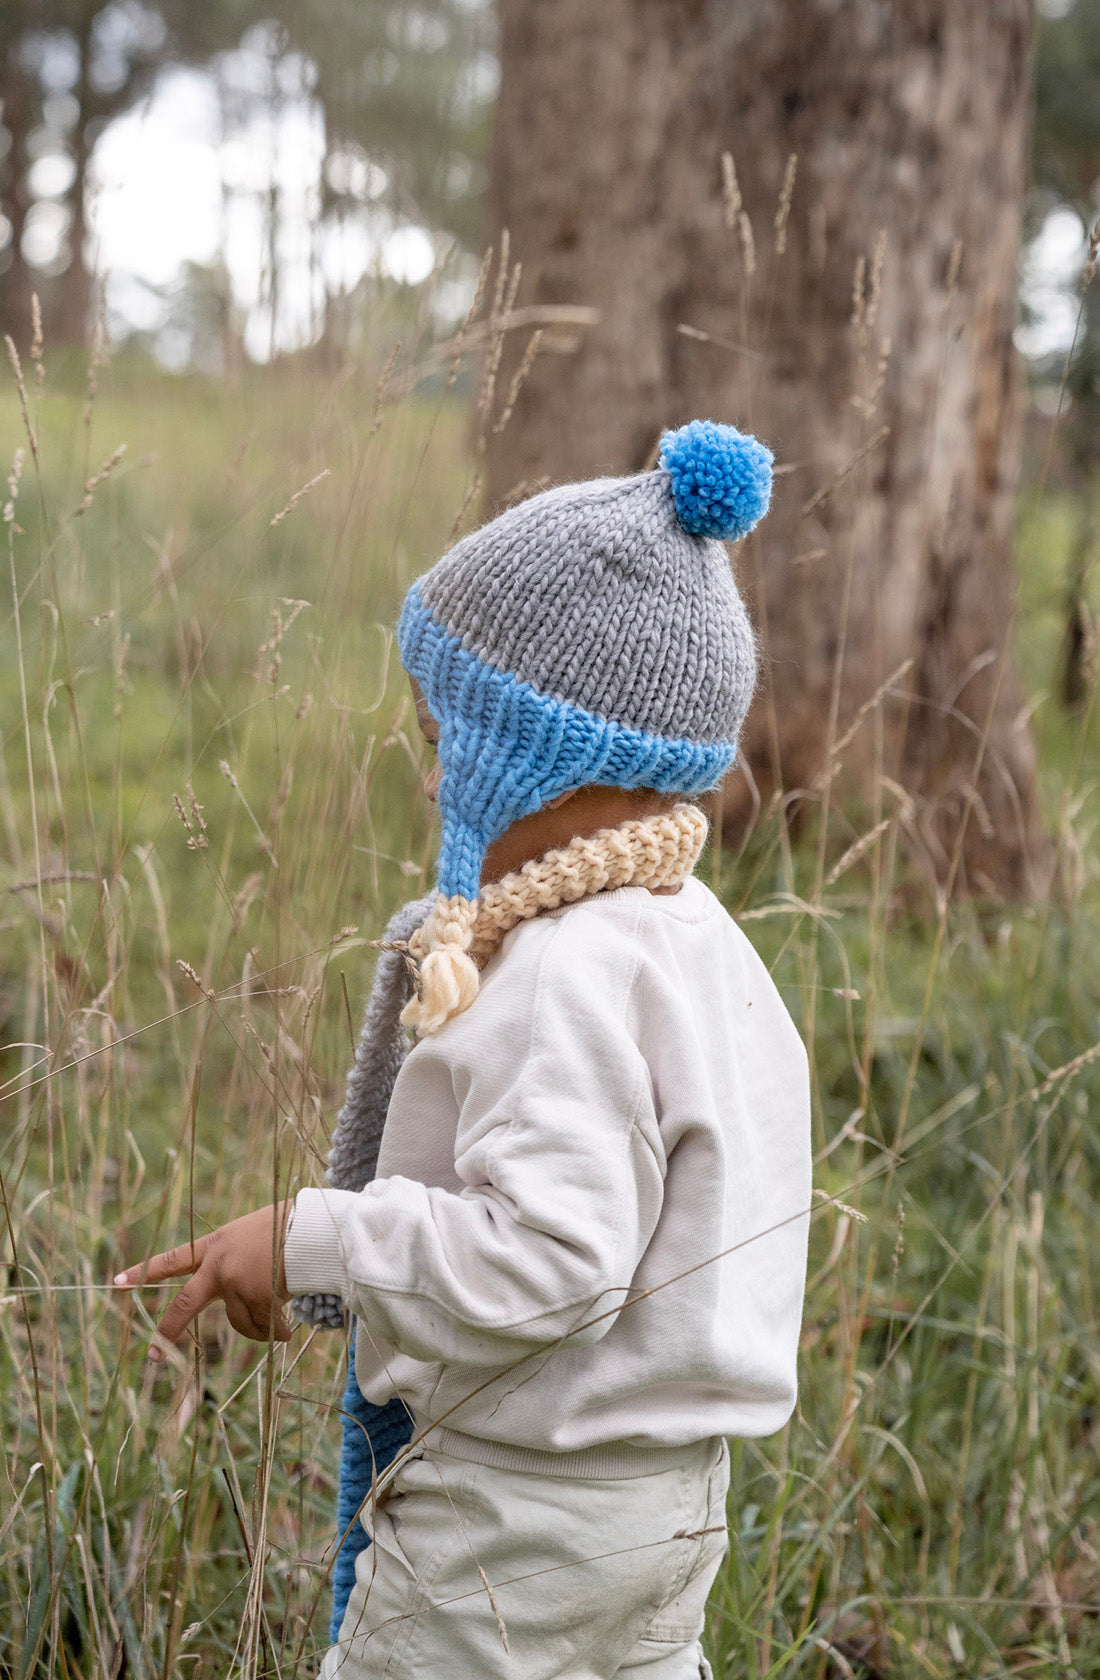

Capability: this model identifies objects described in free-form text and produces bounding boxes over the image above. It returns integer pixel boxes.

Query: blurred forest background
[3,0,1100,886]
[1,1,1096,380]
[2,3,1100,1677]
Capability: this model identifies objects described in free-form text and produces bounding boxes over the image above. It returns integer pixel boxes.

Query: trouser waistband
[416,1423,721,1481]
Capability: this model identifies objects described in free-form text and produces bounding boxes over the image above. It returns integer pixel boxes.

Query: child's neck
[481,787,685,892]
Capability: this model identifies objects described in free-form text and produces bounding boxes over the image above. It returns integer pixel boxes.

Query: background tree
[1032,0,1100,710]
[284,0,492,255]
[486,0,1049,897]
[264,0,494,355]
[0,0,262,344]
[0,0,493,354]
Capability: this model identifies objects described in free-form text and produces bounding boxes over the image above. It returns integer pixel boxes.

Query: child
[118,419,812,1679]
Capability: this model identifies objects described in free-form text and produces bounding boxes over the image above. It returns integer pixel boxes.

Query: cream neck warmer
[402,802,709,1036]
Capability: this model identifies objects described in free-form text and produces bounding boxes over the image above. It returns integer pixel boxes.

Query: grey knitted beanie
[399,418,771,909]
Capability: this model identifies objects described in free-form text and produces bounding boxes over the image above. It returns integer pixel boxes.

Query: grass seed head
[721,151,742,229]
[774,152,798,256]
[4,447,24,525]
[30,294,44,386]
[738,210,756,279]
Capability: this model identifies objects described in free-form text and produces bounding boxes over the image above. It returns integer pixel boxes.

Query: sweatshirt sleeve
[284,918,667,1366]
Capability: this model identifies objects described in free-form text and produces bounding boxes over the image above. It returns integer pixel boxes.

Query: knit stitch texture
[330,1329,412,1643]
[659,419,773,539]
[399,419,768,915]
[412,803,708,977]
[399,589,735,904]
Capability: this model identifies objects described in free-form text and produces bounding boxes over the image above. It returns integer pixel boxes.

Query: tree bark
[54,5,97,345]
[0,56,38,344]
[486,0,1048,897]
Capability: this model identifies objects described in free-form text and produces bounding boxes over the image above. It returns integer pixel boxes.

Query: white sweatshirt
[285,877,811,1457]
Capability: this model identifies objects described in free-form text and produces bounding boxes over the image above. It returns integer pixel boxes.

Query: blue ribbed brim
[399,585,736,901]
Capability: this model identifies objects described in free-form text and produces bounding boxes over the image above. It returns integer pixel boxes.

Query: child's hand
[114,1204,294,1362]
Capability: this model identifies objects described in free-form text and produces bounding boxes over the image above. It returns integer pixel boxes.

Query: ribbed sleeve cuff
[283,1187,361,1300]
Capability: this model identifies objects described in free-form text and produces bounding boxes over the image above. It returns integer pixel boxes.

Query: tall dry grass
[1,276,1098,1679]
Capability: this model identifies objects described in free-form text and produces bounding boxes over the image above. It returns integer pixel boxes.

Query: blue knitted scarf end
[330,1329,415,1643]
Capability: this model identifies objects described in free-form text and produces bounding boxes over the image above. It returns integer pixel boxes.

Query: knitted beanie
[398,417,772,1033]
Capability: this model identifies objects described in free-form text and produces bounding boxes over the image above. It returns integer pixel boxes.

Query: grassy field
[1,337,1098,1678]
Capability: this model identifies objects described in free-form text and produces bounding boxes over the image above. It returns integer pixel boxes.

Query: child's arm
[285,925,666,1368]
[115,1204,293,1361]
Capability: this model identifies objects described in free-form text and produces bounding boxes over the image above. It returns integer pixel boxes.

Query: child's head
[398,418,772,1022]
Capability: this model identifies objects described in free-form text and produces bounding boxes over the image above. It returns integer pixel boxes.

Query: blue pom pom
[659,419,774,540]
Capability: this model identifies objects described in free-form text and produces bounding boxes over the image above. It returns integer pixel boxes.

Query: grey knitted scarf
[292,895,434,1329]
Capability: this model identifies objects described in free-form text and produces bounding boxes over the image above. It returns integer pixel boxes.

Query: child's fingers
[148,1267,219,1358]
[114,1234,213,1288]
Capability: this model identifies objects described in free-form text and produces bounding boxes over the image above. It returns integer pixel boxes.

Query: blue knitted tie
[331,1326,414,1641]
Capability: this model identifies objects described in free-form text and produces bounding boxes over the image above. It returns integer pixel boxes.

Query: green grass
[1,341,1098,1678]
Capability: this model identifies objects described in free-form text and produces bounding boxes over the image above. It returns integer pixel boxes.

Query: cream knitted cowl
[403,802,709,1035]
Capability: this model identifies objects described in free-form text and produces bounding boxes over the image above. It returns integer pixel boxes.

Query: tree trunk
[54,7,97,346]
[486,0,1048,898]
[0,61,37,345]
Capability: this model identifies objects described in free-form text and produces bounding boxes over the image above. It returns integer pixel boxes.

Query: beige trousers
[321,1438,730,1680]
